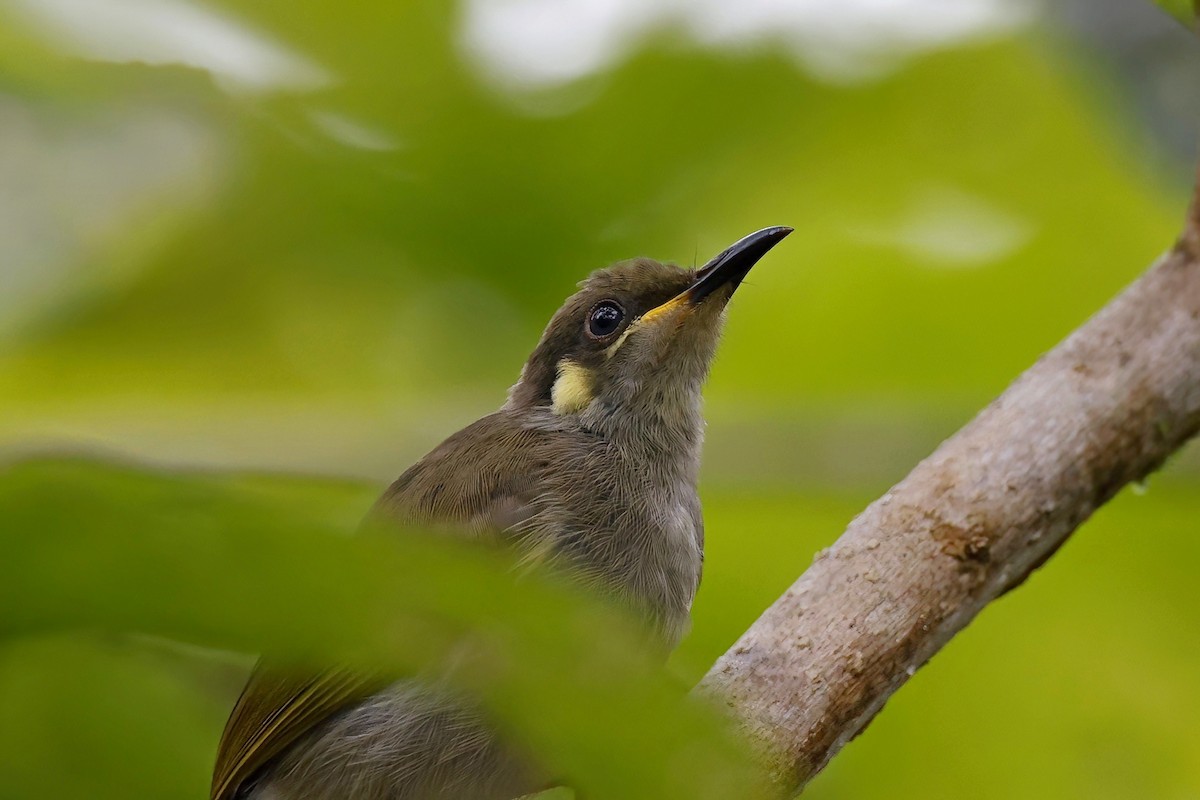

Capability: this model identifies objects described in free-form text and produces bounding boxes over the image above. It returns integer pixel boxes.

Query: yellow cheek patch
[551,359,594,415]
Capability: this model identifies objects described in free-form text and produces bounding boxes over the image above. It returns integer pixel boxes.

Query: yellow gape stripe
[604,326,634,359]
[552,360,594,415]
[638,292,689,325]
[605,292,690,360]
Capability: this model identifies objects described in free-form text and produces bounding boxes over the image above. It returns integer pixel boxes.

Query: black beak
[688,226,793,304]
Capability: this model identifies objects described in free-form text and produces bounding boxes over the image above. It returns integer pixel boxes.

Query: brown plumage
[212,227,791,800]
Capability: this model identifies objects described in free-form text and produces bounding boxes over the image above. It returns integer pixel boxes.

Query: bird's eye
[586,300,625,339]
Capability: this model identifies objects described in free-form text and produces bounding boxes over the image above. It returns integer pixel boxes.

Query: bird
[211,226,792,800]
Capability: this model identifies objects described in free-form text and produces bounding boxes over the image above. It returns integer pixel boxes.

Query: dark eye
[586,300,625,339]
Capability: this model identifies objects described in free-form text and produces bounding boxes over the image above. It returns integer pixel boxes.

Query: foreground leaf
[0,457,765,800]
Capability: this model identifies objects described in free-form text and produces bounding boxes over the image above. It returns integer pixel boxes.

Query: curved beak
[638,226,792,326]
[689,225,793,304]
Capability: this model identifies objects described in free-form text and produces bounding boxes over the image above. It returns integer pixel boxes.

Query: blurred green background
[1,0,1198,797]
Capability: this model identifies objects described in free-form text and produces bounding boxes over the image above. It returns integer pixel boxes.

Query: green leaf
[0,458,766,800]
[1154,0,1198,29]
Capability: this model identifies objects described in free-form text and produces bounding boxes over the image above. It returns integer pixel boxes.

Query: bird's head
[506,226,791,442]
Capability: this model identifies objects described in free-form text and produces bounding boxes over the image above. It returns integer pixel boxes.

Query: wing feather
[211,412,554,799]
[212,667,389,799]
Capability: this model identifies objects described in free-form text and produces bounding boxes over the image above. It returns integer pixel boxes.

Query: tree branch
[696,163,1200,796]
[1185,161,1200,258]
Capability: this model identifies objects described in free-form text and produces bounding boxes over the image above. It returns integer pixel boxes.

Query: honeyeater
[211,226,792,799]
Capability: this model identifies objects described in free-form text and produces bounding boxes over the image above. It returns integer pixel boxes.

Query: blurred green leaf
[1154,0,1199,30]
[0,458,765,800]
[0,32,1184,474]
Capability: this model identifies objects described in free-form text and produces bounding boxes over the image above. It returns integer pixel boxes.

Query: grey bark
[696,163,1200,795]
